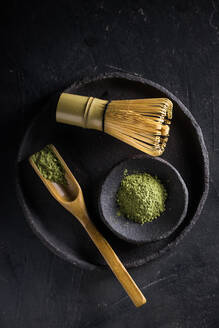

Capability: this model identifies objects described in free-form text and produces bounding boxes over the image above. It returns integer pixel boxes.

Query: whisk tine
[105,98,172,156]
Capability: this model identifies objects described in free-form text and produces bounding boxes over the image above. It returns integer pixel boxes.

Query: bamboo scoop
[29,145,146,307]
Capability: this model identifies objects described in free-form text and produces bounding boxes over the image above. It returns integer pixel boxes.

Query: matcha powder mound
[32,145,67,185]
[116,172,167,224]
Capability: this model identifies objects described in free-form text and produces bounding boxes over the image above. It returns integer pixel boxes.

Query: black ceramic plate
[99,156,189,244]
[16,72,209,270]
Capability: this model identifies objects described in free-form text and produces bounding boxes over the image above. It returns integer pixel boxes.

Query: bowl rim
[98,155,189,244]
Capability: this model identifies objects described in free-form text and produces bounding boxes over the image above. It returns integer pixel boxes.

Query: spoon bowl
[99,156,189,244]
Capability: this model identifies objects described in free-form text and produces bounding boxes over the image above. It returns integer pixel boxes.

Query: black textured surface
[100,155,189,244]
[1,1,219,327]
[17,74,205,268]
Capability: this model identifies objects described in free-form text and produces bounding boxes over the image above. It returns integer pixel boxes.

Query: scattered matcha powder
[32,145,67,185]
[116,172,167,224]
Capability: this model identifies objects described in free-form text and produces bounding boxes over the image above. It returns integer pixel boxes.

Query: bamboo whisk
[56,93,173,156]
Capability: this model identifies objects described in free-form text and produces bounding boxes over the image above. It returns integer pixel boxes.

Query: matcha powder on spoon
[116,172,167,224]
[32,145,67,185]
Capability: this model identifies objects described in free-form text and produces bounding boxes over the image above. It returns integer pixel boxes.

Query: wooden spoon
[29,145,146,307]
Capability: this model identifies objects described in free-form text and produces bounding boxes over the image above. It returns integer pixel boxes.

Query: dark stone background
[1,0,219,327]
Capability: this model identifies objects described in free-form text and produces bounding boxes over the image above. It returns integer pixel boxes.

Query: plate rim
[16,71,210,270]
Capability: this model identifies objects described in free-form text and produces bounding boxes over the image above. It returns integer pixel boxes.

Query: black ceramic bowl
[99,156,189,244]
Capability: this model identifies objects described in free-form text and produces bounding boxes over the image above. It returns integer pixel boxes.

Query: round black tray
[16,72,209,270]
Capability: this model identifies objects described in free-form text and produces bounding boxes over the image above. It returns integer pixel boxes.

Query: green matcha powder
[116,171,167,224]
[32,145,67,185]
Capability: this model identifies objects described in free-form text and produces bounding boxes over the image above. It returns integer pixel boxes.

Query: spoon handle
[75,210,146,307]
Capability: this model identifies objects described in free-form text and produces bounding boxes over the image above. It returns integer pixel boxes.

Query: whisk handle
[56,93,108,131]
